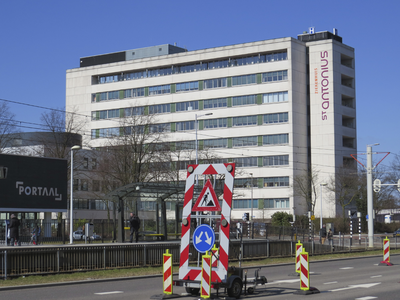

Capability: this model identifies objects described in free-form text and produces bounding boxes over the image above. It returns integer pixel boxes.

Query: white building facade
[66,30,356,221]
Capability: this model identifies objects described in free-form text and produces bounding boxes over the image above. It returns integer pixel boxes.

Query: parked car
[90,234,101,241]
[73,230,84,240]
[393,229,400,237]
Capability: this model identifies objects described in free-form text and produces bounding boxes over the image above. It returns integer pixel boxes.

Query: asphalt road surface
[1,254,400,299]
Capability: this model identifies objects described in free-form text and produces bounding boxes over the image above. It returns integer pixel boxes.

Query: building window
[176,81,199,92]
[148,67,172,77]
[263,112,288,124]
[232,95,256,106]
[176,101,198,112]
[99,127,120,138]
[92,159,97,170]
[94,51,287,85]
[263,177,289,187]
[149,123,171,133]
[232,157,258,167]
[175,140,195,150]
[263,134,288,145]
[233,136,258,147]
[92,180,100,192]
[73,179,79,191]
[343,137,355,148]
[233,199,258,209]
[203,118,227,129]
[124,107,144,116]
[263,91,288,103]
[204,98,227,109]
[203,138,228,149]
[264,198,289,208]
[83,158,89,169]
[232,115,257,127]
[149,85,171,95]
[232,74,257,86]
[262,70,288,82]
[149,104,171,114]
[81,179,88,191]
[124,87,145,98]
[263,155,289,166]
[204,78,227,89]
[176,121,195,131]
[234,177,257,188]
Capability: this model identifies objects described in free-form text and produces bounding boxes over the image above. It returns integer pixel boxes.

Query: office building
[66,29,356,221]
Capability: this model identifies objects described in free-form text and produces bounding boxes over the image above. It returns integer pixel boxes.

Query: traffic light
[0,166,7,179]
[243,212,249,221]
[373,179,381,192]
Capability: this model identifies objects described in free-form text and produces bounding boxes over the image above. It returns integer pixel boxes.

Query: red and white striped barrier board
[300,250,309,291]
[201,251,212,299]
[296,240,303,273]
[163,249,173,294]
[179,163,235,283]
[211,244,219,268]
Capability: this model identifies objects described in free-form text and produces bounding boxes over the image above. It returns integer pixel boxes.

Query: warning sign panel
[192,179,221,212]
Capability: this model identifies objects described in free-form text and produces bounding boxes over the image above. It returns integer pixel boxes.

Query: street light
[367,143,379,248]
[320,183,327,231]
[70,145,81,244]
[249,173,254,222]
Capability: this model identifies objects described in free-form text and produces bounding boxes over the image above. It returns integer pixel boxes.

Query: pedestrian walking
[320,224,327,244]
[9,214,21,246]
[32,224,41,245]
[129,212,140,243]
[328,228,333,246]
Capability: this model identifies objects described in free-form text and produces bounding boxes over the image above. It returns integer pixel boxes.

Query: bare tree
[292,167,319,213]
[38,108,86,158]
[326,164,359,230]
[0,101,18,152]
[37,108,86,222]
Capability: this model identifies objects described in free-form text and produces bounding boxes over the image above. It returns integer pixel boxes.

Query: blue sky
[1,0,399,168]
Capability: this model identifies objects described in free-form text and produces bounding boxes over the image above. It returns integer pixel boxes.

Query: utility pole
[366,144,374,248]
[352,144,389,248]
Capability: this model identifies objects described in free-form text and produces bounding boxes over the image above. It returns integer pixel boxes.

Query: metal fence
[0,220,310,245]
[0,235,368,280]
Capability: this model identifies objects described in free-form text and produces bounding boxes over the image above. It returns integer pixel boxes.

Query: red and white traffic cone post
[379,236,393,266]
[201,251,212,299]
[294,249,320,295]
[163,249,173,295]
[296,240,303,273]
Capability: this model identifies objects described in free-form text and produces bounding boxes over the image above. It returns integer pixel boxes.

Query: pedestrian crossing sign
[192,179,221,212]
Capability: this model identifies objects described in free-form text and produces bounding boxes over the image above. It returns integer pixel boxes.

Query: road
[1,255,399,299]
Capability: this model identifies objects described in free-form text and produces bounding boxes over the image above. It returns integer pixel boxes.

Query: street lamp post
[367,143,379,248]
[320,183,327,235]
[70,145,81,244]
[249,173,254,222]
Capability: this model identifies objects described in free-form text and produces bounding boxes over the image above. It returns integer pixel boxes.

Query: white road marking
[339,267,354,269]
[94,291,124,295]
[370,275,382,278]
[329,282,380,292]
[355,297,377,300]
[324,281,338,285]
